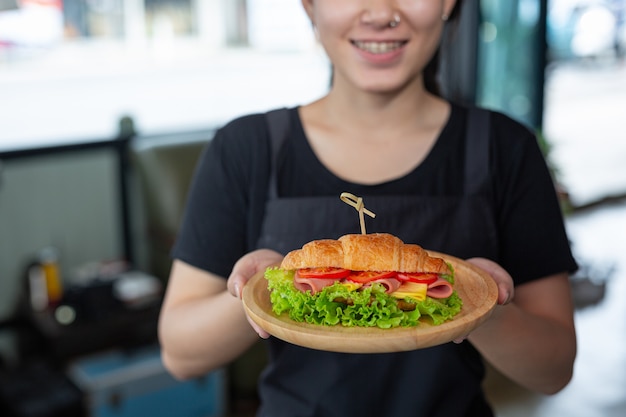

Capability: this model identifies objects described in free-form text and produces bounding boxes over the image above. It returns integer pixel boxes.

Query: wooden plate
[242,252,498,353]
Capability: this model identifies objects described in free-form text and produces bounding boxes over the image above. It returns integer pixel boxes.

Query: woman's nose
[360,0,399,29]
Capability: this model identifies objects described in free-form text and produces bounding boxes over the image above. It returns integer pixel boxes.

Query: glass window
[0,0,330,152]
[543,0,626,207]
[477,0,626,206]
[477,0,546,129]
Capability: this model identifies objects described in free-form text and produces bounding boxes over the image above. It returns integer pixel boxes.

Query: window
[477,0,547,129]
[0,0,330,152]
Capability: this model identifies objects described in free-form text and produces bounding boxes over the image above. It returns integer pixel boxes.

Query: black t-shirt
[173,103,577,284]
[172,103,578,417]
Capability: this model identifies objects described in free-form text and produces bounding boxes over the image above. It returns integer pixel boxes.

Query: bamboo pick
[340,192,376,235]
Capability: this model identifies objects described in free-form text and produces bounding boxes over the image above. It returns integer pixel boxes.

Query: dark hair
[424,1,463,96]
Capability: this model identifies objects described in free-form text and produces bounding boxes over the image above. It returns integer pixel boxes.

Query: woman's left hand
[456,260,576,394]
[453,257,514,343]
[466,257,514,306]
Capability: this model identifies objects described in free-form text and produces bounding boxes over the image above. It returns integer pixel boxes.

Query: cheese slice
[340,281,363,291]
[390,282,428,302]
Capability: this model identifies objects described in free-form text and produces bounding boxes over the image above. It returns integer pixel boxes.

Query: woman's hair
[424,0,463,96]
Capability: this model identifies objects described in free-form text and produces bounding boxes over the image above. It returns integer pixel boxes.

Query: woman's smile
[351,40,407,54]
[302,0,450,93]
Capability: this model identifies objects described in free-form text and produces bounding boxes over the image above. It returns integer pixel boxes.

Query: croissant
[281,233,450,274]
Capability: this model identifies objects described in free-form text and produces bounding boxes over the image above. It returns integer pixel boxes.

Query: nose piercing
[389,13,400,28]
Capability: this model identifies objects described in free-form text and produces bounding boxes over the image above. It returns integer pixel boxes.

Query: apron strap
[464,107,491,195]
[265,108,291,199]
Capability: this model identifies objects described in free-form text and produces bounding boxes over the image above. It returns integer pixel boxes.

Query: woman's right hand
[227,248,284,338]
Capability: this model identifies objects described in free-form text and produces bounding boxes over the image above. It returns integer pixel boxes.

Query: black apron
[254,108,498,417]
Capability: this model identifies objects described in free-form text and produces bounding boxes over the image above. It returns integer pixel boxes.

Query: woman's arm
[158,250,281,380]
[467,259,576,395]
[158,260,258,379]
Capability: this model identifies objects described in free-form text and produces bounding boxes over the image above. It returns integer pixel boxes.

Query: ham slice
[364,277,402,293]
[293,272,452,299]
[426,277,454,299]
[294,274,337,294]
[294,274,403,295]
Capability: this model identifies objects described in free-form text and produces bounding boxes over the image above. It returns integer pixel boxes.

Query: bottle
[39,247,63,306]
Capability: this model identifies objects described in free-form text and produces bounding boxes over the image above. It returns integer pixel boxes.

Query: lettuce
[265,267,463,329]
[441,262,455,284]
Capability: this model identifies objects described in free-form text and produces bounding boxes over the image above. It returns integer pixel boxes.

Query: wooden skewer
[340,192,376,235]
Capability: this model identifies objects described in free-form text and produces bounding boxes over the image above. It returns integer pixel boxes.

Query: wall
[0,149,124,321]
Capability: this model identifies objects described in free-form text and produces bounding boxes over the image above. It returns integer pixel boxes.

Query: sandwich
[265,233,463,329]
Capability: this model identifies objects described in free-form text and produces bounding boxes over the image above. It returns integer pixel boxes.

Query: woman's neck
[298,79,451,185]
[311,75,447,138]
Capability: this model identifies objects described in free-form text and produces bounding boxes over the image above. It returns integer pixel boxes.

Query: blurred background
[0,1,624,416]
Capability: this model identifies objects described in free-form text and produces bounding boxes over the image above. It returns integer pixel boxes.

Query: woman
[158,1,578,416]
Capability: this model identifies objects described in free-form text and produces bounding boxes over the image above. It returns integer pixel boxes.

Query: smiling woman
[158,0,578,416]
[301,0,456,95]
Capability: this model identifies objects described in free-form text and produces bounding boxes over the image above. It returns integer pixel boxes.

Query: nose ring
[389,13,400,28]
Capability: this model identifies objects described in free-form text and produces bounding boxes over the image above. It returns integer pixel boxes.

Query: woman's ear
[301,0,315,23]
[444,0,458,20]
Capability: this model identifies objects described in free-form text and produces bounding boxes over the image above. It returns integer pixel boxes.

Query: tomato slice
[396,272,439,285]
[297,267,351,279]
[346,270,396,284]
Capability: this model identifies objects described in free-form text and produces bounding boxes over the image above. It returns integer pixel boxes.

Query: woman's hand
[458,259,576,394]
[466,257,514,306]
[227,249,284,338]
[453,257,514,343]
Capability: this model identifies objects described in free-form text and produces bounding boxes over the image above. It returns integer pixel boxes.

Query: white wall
[247,0,316,51]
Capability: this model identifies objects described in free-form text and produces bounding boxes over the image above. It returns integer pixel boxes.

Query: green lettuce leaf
[264,267,463,329]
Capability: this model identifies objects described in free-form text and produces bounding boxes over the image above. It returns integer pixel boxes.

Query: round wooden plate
[242,252,498,353]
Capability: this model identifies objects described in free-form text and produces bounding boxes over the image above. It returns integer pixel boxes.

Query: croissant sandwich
[264,233,463,329]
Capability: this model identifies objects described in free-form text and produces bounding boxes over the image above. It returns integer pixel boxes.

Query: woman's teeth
[353,41,404,54]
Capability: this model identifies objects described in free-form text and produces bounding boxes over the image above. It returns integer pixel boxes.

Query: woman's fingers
[227,249,283,298]
[466,257,514,305]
